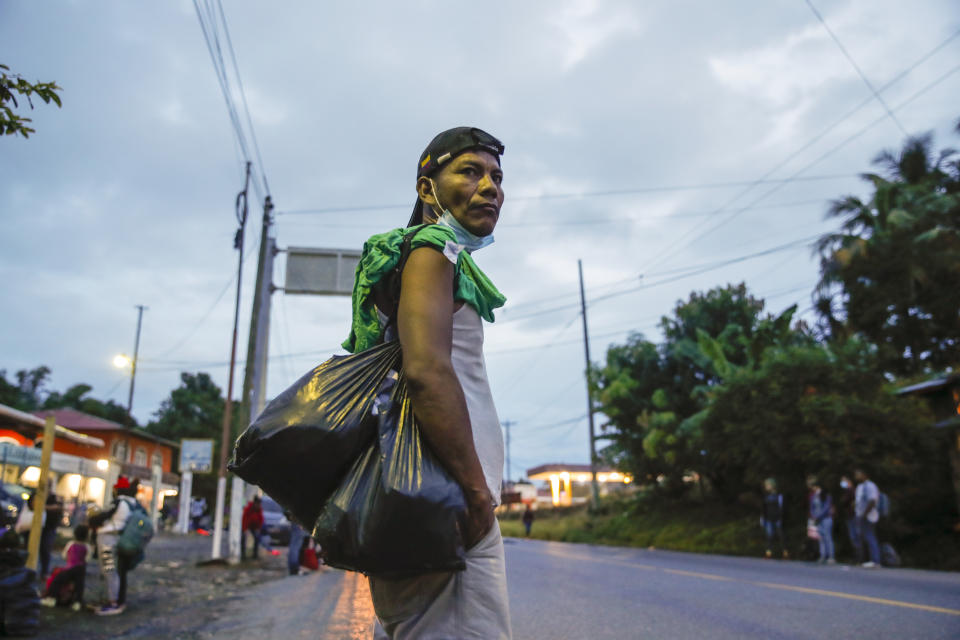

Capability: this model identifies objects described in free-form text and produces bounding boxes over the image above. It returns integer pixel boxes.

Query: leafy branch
[1,63,63,138]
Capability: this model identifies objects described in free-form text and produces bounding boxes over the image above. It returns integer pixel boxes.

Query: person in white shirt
[91,476,139,615]
[854,468,881,567]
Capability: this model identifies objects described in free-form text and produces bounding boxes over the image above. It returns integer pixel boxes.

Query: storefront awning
[0,403,105,448]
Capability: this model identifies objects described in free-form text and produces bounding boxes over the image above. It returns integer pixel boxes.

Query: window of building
[112,439,128,462]
[134,447,147,467]
[151,451,163,469]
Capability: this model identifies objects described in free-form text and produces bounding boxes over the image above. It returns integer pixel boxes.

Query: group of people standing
[762,468,887,567]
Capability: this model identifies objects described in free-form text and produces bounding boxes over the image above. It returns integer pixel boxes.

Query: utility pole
[127,304,147,421]
[26,416,55,571]
[212,162,250,560]
[502,420,515,485]
[578,260,601,508]
[230,195,274,562]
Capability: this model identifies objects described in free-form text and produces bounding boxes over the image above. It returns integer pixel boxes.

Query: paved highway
[201,535,960,639]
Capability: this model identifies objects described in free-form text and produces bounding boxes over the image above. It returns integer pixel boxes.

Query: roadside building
[32,408,180,510]
[0,403,111,507]
[897,373,960,519]
[0,405,179,512]
[526,463,634,507]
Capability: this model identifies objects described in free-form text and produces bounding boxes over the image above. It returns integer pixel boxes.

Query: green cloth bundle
[342,225,506,354]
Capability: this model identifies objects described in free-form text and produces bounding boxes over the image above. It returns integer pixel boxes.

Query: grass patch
[498,497,959,570]
[499,499,766,557]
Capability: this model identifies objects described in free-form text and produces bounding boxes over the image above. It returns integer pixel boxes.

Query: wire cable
[639,29,960,273]
[642,60,960,275]
[215,0,271,195]
[275,175,856,217]
[803,0,907,136]
[497,234,818,324]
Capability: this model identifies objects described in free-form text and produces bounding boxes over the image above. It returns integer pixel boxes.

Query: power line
[277,197,832,231]
[215,0,271,195]
[497,311,582,400]
[512,414,587,436]
[193,0,270,202]
[642,60,960,275]
[803,0,907,136]
[639,29,960,273]
[275,175,856,217]
[145,232,259,361]
[497,234,818,325]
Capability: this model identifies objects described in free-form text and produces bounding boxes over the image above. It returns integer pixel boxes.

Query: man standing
[345,127,511,639]
[854,468,882,567]
[190,496,206,532]
[240,496,264,560]
[522,504,535,537]
[761,478,788,559]
[38,490,63,580]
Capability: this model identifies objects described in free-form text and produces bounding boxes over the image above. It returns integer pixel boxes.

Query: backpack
[877,492,890,518]
[117,499,154,562]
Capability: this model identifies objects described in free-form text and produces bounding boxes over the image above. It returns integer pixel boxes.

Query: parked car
[0,484,29,527]
[260,496,291,545]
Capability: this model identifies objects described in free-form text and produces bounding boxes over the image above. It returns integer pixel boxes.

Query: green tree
[42,383,132,425]
[697,339,954,546]
[0,64,62,138]
[0,366,52,410]
[593,284,806,494]
[148,372,239,501]
[815,127,960,375]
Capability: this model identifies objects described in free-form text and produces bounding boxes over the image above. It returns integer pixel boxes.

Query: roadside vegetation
[500,492,960,570]
[582,124,960,571]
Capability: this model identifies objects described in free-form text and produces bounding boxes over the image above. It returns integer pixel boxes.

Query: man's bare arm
[396,246,493,547]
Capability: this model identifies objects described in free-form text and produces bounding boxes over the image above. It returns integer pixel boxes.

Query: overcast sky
[2,0,958,479]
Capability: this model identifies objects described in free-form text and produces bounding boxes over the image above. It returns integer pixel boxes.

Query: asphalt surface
[200,536,960,639]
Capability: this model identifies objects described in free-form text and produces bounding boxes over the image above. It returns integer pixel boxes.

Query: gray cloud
[2,0,958,471]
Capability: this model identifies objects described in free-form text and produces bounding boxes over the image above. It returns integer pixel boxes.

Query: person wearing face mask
[838,475,860,563]
[342,127,511,639]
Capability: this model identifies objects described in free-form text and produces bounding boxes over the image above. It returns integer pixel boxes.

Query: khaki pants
[369,523,512,640]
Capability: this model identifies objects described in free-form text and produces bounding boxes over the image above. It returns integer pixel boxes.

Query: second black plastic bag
[313,375,468,578]
[229,340,402,529]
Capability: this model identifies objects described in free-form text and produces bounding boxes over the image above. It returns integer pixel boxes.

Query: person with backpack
[854,468,882,568]
[90,476,145,615]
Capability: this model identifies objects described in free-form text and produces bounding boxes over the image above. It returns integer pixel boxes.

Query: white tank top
[450,304,504,504]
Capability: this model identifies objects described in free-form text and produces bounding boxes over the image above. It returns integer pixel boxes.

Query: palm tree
[814,128,960,375]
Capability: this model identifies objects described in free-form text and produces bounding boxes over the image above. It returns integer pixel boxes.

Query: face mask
[428,179,495,253]
[840,480,850,489]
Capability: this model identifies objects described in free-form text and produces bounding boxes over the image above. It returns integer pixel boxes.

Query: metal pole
[502,420,515,485]
[578,260,601,507]
[26,416,56,570]
[127,304,147,420]
[231,195,274,563]
[177,471,193,534]
[213,162,250,560]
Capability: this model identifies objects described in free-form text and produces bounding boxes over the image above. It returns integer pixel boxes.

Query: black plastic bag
[229,339,402,529]
[313,375,467,578]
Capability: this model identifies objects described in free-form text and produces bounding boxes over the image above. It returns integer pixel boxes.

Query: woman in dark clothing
[761,479,788,559]
[838,475,860,562]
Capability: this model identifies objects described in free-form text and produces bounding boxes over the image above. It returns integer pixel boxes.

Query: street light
[113,354,131,369]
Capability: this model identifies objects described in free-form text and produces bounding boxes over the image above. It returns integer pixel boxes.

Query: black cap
[408,126,504,226]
